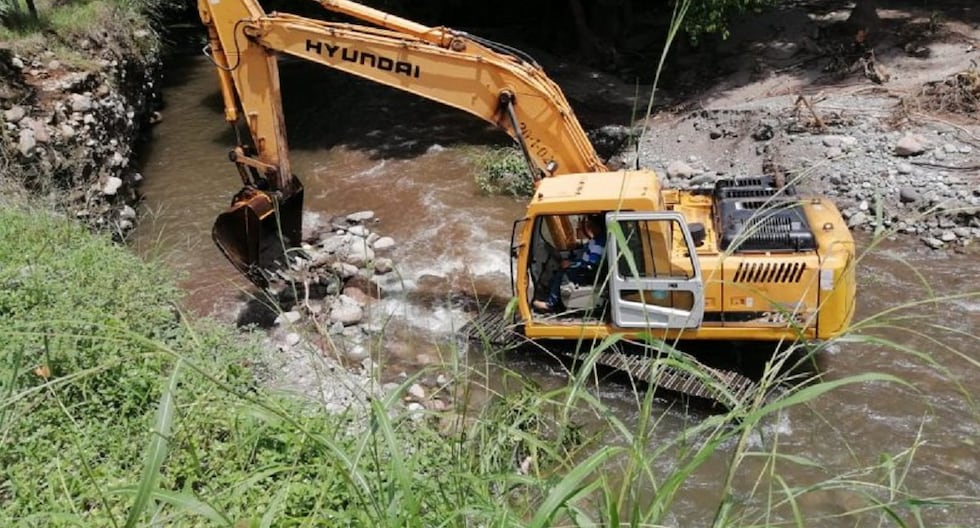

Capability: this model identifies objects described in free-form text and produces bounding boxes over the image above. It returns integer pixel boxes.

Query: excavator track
[461,311,759,408]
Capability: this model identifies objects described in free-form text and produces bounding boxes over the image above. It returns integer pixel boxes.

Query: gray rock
[70,93,93,113]
[330,261,359,279]
[899,187,920,204]
[101,176,123,195]
[689,174,716,187]
[858,200,870,212]
[330,295,364,326]
[921,237,944,250]
[407,383,426,400]
[17,129,35,156]
[284,332,301,347]
[822,135,843,147]
[373,236,396,250]
[894,134,927,157]
[275,310,302,325]
[826,147,843,158]
[348,224,370,237]
[666,160,696,179]
[940,231,957,242]
[943,143,958,154]
[3,105,26,124]
[119,205,137,220]
[933,149,946,161]
[23,118,50,144]
[345,345,370,362]
[896,162,913,175]
[953,227,971,238]
[847,211,869,228]
[347,210,375,222]
[11,56,23,69]
[345,242,374,267]
[374,257,394,274]
[320,234,351,254]
[406,402,425,421]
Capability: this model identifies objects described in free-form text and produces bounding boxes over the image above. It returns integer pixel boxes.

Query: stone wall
[0,29,161,237]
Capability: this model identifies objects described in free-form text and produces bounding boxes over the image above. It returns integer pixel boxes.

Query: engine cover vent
[715,176,816,252]
[733,260,807,283]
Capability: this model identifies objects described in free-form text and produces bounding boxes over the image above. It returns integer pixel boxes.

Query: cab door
[606,212,705,329]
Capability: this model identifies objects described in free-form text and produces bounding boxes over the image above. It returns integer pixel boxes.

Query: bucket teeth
[461,311,758,408]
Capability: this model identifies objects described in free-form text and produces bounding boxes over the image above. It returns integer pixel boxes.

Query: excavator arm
[199,0,605,284]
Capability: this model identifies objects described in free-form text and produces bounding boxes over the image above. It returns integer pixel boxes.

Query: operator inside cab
[532,213,607,315]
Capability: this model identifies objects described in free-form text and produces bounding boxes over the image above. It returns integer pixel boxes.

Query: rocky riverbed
[250,210,457,417]
[627,98,979,251]
[620,4,979,253]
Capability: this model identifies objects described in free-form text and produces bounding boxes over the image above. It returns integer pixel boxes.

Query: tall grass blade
[123,359,182,528]
[114,487,231,525]
[528,445,621,528]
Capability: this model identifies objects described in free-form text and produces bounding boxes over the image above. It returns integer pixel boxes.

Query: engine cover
[714,176,816,252]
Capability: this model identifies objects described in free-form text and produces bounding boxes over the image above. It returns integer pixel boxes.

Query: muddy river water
[135,57,979,524]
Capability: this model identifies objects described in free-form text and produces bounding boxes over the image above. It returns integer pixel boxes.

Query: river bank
[0,3,162,236]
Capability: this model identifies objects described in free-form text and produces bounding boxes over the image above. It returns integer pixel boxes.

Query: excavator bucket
[212,182,304,287]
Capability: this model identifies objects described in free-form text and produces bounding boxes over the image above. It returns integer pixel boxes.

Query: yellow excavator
[199,0,856,398]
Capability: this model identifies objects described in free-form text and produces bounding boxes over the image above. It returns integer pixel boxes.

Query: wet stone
[374,257,394,274]
[347,210,375,222]
[373,236,395,250]
[922,237,944,250]
[348,225,369,237]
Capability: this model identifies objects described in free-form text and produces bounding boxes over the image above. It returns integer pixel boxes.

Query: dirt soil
[577,2,979,251]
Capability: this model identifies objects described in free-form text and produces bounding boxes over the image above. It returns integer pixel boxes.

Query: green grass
[0,0,158,58]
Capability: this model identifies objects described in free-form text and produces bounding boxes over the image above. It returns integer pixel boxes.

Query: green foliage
[472,146,534,198]
[681,0,777,40]
[0,0,159,55]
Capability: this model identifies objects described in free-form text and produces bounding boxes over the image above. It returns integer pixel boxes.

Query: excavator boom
[199,0,606,282]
